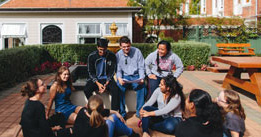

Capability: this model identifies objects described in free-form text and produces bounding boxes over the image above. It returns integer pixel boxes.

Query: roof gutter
[0,7,141,13]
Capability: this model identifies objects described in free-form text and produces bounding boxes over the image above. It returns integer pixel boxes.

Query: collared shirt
[116,47,145,79]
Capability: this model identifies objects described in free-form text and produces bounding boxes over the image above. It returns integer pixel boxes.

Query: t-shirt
[97,57,107,80]
[20,100,54,137]
[223,112,245,137]
[72,108,109,137]
[175,117,223,137]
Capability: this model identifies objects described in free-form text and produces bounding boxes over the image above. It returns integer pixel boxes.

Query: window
[78,23,101,44]
[1,23,26,49]
[105,23,128,36]
[42,25,62,44]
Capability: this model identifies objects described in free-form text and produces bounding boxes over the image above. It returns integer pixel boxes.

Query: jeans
[84,79,120,111]
[141,106,182,135]
[117,75,147,117]
[106,114,133,137]
[147,76,161,100]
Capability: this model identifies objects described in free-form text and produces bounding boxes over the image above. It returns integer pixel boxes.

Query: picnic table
[212,56,261,106]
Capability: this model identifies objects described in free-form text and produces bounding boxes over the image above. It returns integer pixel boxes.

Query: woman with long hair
[72,95,139,137]
[20,78,69,137]
[139,74,185,137]
[217,90,245,137]
[175,89,223,137]
[145,40,183,98]
[46,66,82,124]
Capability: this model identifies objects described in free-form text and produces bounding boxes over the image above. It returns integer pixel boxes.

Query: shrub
[0,46,54,90]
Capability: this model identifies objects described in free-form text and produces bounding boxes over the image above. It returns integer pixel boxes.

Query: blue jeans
[106,114,133,137]
[147,76,161,99]
[141,106,182,135]
[117,75,147,117]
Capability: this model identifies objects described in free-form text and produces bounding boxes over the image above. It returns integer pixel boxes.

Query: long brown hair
[87,95,106,128]
[21,78,39,97]
[55,66,74,93]
[223,90,246,120]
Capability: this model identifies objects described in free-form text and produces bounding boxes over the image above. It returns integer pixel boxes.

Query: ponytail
[21,78,39,97]
[87,95,105,128]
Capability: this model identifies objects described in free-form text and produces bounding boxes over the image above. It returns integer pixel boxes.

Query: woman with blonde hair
[216,90,245,137]
[46,66,82,124]
[72,95,139,137]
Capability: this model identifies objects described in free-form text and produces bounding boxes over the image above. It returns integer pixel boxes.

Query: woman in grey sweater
[145,40,183,98]
[139,75,185,137]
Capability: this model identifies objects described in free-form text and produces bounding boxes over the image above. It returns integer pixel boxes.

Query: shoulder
[107,51,116,58]
[226,112,241,120]
[88,51,98,58]
[50,82,58,90]
[116,50,123,56]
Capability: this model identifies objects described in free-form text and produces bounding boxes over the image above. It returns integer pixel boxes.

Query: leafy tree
[128,0,186,42]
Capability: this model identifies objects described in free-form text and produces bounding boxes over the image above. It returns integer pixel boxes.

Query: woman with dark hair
[139,74,185,137]
[46,66,82,124]
[175,89,223,137]
[20,78,70,137]
[145,40,183,98]
[72,95,139,137]
[217,90,245,137]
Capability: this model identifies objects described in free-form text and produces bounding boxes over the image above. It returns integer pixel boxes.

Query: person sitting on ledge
[83,38,120,111]
[46,66,82,124]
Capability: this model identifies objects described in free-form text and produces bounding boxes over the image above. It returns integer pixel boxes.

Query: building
[0,0,140,50]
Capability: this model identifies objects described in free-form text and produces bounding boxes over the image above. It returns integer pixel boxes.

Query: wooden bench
[207,66,230,73]
[216,43,255,56]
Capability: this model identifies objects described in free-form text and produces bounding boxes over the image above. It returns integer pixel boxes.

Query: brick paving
[0,71,261,137]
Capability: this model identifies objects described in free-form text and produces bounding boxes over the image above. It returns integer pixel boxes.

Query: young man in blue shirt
[116,36,147,118]
[84,39,120,111]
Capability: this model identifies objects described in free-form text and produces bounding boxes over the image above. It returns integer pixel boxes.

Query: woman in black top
[20,78,69,137]
[175,89,223,137]
[72,95,139,137]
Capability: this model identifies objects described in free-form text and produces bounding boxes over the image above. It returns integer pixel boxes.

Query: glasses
[125,58,127,65]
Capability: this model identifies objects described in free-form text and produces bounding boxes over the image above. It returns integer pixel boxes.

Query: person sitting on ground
[116,36,147,119]
[175,89,223,137]
[216,90,245,137]
[84,38,120,111]
[20,78,71,137]
[71,95,140,137]
[139,74,185,137]
[46,66,82,124]
[145,40,183,98]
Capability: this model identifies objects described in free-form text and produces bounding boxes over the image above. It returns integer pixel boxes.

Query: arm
[46,83,57,119]
[87,53,98,83]
[172,54,183,78]
[154,95,181,116]
[230,131,240,137]
[143,88,159,107]
[106,53,117,83]
[109,110,125,122]
[145,53,153,76]
[137,50,145,80]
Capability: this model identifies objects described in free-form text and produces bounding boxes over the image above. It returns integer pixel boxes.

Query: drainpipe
[256,0,259,28]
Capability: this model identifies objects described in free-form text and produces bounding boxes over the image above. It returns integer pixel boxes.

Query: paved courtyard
[0,70,261,137]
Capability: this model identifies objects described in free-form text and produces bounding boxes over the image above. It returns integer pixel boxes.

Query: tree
[128,0,186,42]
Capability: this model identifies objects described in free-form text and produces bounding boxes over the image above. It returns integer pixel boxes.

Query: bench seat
[216,43,255,56]
[207,66,230,73]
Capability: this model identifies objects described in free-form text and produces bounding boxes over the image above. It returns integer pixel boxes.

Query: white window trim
[201,0,206,14]
[242,0,251,7]
[40,23,63,44]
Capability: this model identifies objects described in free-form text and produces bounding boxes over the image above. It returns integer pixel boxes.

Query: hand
[116,112,125,123]
[118,77,125,85]
[140,110,151,118]
[104,81,110,88]
[138,79,144,85]
[148,74,157,80]
[139,108,144,118]
[52,125,62,131]
[96,82,106,93]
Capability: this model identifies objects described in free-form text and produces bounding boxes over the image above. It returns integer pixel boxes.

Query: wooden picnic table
[212,56,261,106]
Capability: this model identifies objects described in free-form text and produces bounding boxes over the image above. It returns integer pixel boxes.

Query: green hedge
[0,46,53,90]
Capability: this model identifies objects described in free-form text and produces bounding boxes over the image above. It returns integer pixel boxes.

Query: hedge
[0,46,53,90]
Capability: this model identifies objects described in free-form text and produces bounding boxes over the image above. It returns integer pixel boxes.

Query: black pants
[83,79,120,111]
